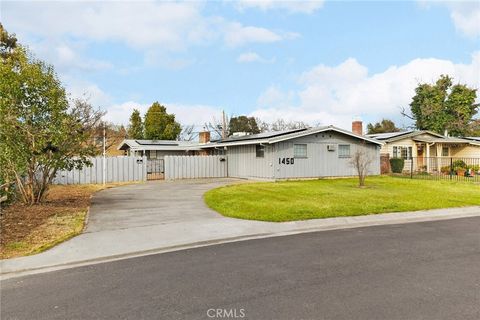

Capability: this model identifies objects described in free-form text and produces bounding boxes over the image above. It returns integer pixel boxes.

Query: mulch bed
[0,185,102,254]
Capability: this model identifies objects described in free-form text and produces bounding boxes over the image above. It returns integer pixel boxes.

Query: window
[255,144,265,158]
[393,146,412,159]
[338,144,351,158]
[442,147,449,157]
[293,144,307,158]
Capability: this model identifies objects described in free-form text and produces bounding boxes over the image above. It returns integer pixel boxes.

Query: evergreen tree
[127,109,143,139]
[144,102,181,140]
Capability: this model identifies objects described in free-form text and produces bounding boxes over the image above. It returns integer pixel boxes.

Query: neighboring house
[366,130,480,158]
[118,139,201,158]
[117,132,222,159]
[366,130,480,172]
[212,125,382,180]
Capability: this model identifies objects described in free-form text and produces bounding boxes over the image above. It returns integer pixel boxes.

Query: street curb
[2,207,479,280]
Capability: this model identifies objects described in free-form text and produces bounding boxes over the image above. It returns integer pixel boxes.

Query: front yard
[0,184,128,259]
[204,176,480,222]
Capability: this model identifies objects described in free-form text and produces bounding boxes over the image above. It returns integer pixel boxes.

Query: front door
[417,144,424,170]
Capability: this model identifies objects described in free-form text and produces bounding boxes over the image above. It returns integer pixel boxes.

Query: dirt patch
[0,183,130,259]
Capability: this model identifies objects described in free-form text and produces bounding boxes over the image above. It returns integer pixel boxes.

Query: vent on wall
[327,144,336,151]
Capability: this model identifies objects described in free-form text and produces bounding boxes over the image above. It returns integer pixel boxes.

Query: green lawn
[204,176,480,222]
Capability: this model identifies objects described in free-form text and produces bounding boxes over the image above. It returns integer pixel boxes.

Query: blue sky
[2,0,480,131]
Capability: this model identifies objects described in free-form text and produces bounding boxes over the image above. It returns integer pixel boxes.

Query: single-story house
[211,125,382,180]
[366,130,480,158]
[366,130,480,172]
[117,132,224,159]
[117,123,382,180]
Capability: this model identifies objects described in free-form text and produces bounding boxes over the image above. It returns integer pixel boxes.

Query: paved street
[2,217,479,320]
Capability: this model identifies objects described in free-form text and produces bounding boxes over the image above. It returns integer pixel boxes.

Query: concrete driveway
[2,179,479,278]
[86,179,239,232]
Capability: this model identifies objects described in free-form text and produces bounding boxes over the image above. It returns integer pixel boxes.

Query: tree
[179,124,197,141]
[205,113,230,140]
[91,122,127,156]
[402,75,478,137]
[0,23,17,58]
[269,119,309,131]
[467,119,480,136]
[366,119,401,134]
[229,116,260,135]
[127,109,143,139]
[349,146,374,187]
[143,102,181,140]
[0,45,104,204]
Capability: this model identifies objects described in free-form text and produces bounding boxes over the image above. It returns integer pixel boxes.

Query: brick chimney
[199,131,210,144]
[352,121,363,136]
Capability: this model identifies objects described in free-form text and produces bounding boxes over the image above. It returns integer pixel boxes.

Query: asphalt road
[2,217,479,320]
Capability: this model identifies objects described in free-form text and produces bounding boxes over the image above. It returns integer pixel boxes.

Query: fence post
[410,157,413,179]
[450,157,453,180]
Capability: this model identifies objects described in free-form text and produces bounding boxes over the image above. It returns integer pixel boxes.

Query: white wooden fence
[53,156,147,184]
[164,155,227,180]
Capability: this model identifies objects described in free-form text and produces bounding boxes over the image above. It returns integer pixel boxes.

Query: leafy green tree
[229,116,260,135]
[128,109,144,139]
[0,23,17,58]
[143,102,181,140]
[367,119,401,134]
[0,44,104,204]
[403,75,478,137]
[467,119,480,136]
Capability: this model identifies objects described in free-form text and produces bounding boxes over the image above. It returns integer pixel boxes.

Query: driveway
[86,179,240,232]
[1,179,479,278]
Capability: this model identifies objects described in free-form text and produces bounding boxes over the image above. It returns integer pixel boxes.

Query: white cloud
[224,22,283,47]
[237,52,275,63]
[236,0,324,14]
[447,2,480,37]
[3,1,294,51]
[250,52,480,130]
[419,1,480,38]
[257,85,295,108]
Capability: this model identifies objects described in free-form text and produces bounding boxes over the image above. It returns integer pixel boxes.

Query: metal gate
[147,159,165,180]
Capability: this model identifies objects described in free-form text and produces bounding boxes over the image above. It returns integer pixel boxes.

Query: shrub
[452,160,467,170]
[390,158,405,173]
[440,166,452,174]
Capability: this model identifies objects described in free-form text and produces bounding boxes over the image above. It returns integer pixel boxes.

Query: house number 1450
[279,157,294,165]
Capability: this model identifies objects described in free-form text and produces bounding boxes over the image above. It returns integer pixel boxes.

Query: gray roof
[118,139,200,151]
[466,137,480,142]
[218,128,307,143]
[212,125,383,147]
[366,131,480,146]
[365,131,414,140]
[366,130,445,142]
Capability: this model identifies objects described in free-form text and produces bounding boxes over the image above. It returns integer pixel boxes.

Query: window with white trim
[392,146,412,159]
[338,144,351,158]
[293,144,307,158]
[442,147,449,157]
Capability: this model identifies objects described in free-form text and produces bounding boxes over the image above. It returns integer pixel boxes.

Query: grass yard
[204,176,480,222]
[0,183,131,259]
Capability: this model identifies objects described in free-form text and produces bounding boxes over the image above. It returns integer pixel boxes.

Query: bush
[390,158,405,173]
[441,166,453,175]
[452,160,467,170]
